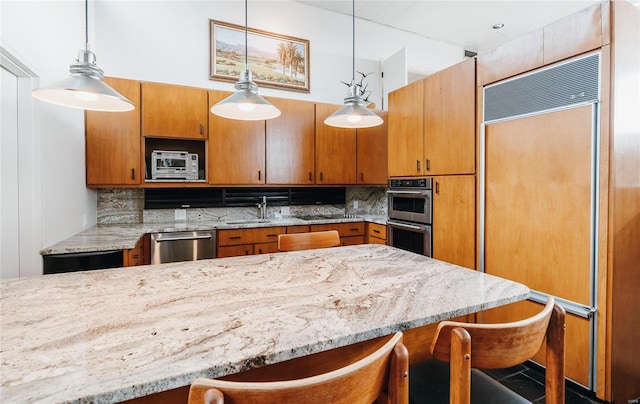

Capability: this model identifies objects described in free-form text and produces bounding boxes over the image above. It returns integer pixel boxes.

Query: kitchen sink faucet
[257,196,267,220]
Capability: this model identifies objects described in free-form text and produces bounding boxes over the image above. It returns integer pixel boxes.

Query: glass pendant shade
[31,0,134,112]
[210,70,281,120]
[324,83,383,128]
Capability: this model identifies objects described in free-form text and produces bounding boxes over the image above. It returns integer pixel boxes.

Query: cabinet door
[357,111,388,185]
[218,244,253,258]
[388,80,424,177]
[86,77,141,186]
[432,175,475,269]
[208,90,266,185]
[265,97,315,184]
[141,82,207,139]
[315,103,356,184]
[424,59,475,176]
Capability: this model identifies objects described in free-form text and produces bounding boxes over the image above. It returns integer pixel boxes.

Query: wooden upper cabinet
[141,82,208,139]
[314,103,357,184]
[356,111,388,185]
[265,97,315,185]
[208,90,266,185]
[423,58,476,175]
[388,79,424,177]
[85,77,142,186]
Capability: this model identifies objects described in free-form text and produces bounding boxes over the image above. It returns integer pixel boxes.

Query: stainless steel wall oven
[387,178,432,256]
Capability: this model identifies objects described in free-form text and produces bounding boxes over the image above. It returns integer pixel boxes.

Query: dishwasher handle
[155,234,213,242]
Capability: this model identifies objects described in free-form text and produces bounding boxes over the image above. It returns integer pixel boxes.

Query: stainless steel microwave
[151,150,198,180]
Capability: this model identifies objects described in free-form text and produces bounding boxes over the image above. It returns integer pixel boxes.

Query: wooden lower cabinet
[286,225,310,234]
[366,223,387,245]
[310,222,365,246]
[123,234,150,267]
[217,227,286,258]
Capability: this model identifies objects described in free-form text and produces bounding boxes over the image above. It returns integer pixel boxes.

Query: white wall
[0,0,463,276]
[1,1,98,275]
[95,1,463,107]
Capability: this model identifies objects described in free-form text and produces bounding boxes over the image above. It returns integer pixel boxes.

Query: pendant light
[210,0,281,120]
[324,0,383,128]
[31,0,134,112]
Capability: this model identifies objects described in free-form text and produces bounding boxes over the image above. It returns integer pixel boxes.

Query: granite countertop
[40,215,387,255]
[0,245,530,403]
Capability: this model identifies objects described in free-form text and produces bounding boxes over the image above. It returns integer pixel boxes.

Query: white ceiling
[296,0,600,54]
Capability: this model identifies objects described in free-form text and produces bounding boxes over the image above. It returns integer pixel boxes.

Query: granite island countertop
[40,215,387,255]
[0,244,529,403]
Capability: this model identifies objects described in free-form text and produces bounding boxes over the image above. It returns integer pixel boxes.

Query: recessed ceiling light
[493,23,505,29]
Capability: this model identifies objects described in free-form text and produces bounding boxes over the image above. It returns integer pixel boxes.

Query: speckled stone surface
[39,216,388,255]
[1,245,529,404]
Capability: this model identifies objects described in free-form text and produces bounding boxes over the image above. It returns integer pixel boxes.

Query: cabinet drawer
[218,244,253,258]
[218,227,286,246]
[310,222,365,238]
[340,236,365,246]
[287,225,311,234]
[255,242,279,255]
[367,223,387,240]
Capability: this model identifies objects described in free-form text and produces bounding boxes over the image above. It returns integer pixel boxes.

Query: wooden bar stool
[410,297,566,404]
[188,332,409,404]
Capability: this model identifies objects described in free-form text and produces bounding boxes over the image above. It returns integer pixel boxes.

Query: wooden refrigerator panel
[484,105,593,305]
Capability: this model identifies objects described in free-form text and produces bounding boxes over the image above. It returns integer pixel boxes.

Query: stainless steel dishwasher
[150,230,216,264]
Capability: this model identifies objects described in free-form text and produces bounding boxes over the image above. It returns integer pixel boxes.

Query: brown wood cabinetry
[356,111,388,185]
[476,2,639,401]
[388,80,423,177]
[141,82,208,139]
[86,77,142,186]
[217,226,286,258]
[431,175,475,269]
[423,59,475,175]
[265,97,315,185]
[310,222,365,246]
[388,59,475,177]
[366,223,387,245]
[208,90,266,185]
[123,234,150,267]
[314,103,357,184]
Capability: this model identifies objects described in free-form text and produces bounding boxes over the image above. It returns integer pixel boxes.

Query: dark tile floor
[482,362,608,404]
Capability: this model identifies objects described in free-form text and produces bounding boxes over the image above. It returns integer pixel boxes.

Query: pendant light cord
[351,0,355,82]
[84,0,89,50]
[244,0,248,70]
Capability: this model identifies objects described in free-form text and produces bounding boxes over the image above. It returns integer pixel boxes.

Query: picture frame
[209,20,310,93]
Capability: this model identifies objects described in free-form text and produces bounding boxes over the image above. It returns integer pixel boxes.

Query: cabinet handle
[131,168,135,180]
[309,172,313,181]
[258,170,261,180]
[132,254,139,259]
[435,181,440,195]
[416,160,421,171]
[426,159,430,171]
[350,228,359,232]
[360,173,364,182]
[245,250,250,255]
[266,234,278,238]
[320,172,323,181]
[258,248,263,254]
[200,123,204,134]
[373,229,380,234]
[230,236,242,240]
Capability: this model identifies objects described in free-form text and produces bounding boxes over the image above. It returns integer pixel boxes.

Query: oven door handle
[387,190,429,196]
[387,220,428,231]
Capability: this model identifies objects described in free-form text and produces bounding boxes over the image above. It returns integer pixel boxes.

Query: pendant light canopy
[32,0,134,112]
[210,0,281,120]
[324,0,383,129]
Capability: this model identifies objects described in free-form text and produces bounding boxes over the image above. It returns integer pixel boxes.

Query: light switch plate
[353,200,359,209]
[175,209,187,221]
[281,206,290,216]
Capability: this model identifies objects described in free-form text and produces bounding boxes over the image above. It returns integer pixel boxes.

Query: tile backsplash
[97,187,387,224]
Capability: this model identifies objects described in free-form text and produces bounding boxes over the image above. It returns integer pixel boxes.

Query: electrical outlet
[82,214,87,228]
[353,200,359,209]
[175,209,187,221]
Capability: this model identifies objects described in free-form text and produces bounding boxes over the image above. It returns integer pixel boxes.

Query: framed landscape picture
[210,20,310,93]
